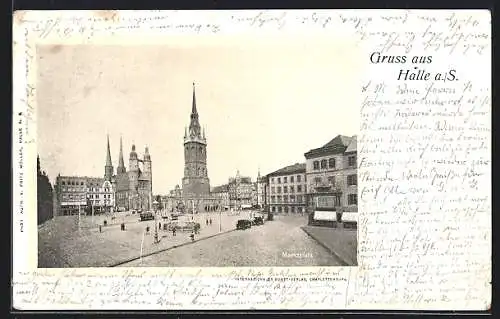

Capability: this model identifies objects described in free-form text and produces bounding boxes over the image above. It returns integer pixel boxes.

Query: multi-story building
[54,175,115,216]
[87,177,115,213]
[266,163,307,215]
[304,134,357,213]
[256,169,266,209]
[160,185,184,213]
[54,176,88,216]
[211,184,230,210]
[228,171,254,209]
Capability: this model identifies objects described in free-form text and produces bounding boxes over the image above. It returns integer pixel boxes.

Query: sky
[36,35,360,194]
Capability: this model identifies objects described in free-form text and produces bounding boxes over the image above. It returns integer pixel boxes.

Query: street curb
[300,226,350,266]
[109,228,237,267]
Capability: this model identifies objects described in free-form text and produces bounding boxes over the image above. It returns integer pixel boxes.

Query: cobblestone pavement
[119,215,343,267]
[38,211,243,267]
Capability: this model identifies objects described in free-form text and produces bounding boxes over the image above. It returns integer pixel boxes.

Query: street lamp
[219,207,222,233]
[153,200,159,243]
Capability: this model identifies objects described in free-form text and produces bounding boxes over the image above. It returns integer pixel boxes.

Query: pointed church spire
[192,82,198,115]
[188,82,202,138]
[106,134,112,166]
[116,136,126,175]
[104,134,114,181]
[118,135,125,168]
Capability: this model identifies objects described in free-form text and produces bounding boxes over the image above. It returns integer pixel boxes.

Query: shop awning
[313,211,336,221]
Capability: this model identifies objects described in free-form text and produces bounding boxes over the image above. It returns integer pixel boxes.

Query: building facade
[304,135,357,213]
[211,184,230,210]
[266,163,307,215]
[160,185,184,213]
[256,170,266,209]
[228,171,254,209]
[54,175,115,216]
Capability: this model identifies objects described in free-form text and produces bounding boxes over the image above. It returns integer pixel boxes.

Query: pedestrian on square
[172,227,176,236]
[159,222,161,230]
[146,226,150,234]
[206,219,209,226]
[209,218,212,225]
[190,232,195,241]
[99,225,102,233]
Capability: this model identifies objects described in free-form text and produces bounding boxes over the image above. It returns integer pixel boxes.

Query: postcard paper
[12,9,491,310]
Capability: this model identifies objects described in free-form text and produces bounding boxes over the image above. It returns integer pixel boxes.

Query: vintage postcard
[12,10,491,311]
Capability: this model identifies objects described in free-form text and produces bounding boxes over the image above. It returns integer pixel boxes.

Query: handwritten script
[12,10,491,310]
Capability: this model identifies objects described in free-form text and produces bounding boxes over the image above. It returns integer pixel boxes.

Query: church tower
[128,144,139,192]
[143,146,152,183]
[143,146,153,210]
[104,134,114,181]
[116,136,126,175]
[182,82,210,197]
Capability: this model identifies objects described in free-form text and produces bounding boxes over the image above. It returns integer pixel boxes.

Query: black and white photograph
[36,38,360,268]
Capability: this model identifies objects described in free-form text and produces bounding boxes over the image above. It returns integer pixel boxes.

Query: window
[278,177,281,183]
[321,159,327,169]
[277,196,282,203]
[290,186,294,193]
[272,206,276,212]
[291,206,295,213]
[348,194,358,205]
[284,186,288,193]
[348,156,356,167]
[81,182,84,185]
[271,196,276,203]
[314,177,322,185]
[62,181,65,185]
[297,185,302,192]
[347,175,357,186]
[278,207,282,213]
[297,175,301,182]
[271,178,274,184]
[277,186,282,193]
[297,195,302,203]
[283,195,288,203]
[290,176,294,183]
[313,161,320,170]
[328,176,335,185]
[329,158,336,169]
[271,187,275,194]
[289,195,295,203]
[304,185,307,192]
[284,177,288,183]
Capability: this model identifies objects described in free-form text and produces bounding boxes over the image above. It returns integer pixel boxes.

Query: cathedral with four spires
[54,83,222,216]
